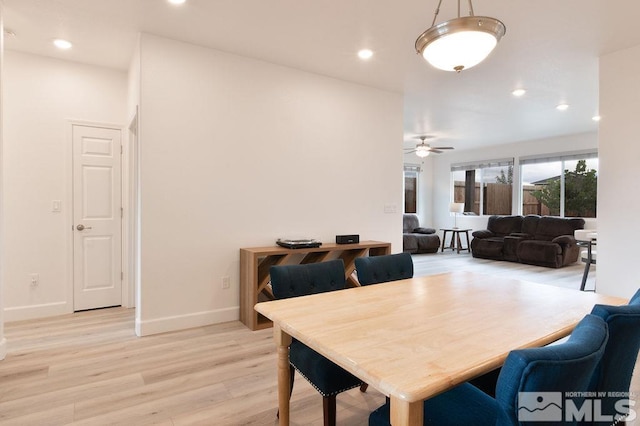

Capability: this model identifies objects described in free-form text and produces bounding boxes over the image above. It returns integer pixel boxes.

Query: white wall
[127,37,141,123]
[136,34,403,335]
[127,38,142,322]
[597,44,640,299]
[403,154,435,227]
[430,132,598,232]
[0,6,6,359]
[2,51,127,320]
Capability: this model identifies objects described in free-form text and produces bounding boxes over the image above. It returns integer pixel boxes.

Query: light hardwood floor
[3,251,632,426]
[1,307,382,425]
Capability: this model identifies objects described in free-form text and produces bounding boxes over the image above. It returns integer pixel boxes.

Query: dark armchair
[403,214,440,254]
[269,259,364,426]
[369,314,609,425]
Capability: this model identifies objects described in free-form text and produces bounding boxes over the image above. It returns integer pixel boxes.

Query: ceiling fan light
[416,16,505,72]
[415,146,430,157]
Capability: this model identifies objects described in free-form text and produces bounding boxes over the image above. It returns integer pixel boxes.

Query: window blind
[450,158,514,172]
[519,150,597,165]
[404,164,422,173]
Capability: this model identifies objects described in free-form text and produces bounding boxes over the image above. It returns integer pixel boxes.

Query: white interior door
[73,124,122,311]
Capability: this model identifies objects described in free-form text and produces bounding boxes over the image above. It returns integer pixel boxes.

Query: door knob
[76,224,92,231]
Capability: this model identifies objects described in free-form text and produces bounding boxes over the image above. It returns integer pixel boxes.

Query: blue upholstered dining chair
[354,252,414,285]
[369,314,609,426]
[270,259,365,426]
[583,288,640,425]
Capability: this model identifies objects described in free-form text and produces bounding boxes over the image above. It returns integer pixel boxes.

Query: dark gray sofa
[402,214,440,254]
[471,215,585,268]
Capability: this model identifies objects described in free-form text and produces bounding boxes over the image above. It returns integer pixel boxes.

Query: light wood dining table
[254,271,625,425]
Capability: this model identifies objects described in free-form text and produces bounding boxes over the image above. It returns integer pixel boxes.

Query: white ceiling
[4,0,640,151]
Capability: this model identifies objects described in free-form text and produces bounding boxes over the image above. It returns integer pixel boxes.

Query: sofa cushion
[503,235,524,262]
[487,215,524,237]
[417,234,440,252]
[517,240,563,268]
[471,237,505,260]
[534,216,585,241]
[521,215,540,236]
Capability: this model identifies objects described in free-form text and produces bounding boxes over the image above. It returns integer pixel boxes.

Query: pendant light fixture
[415,0,506,72]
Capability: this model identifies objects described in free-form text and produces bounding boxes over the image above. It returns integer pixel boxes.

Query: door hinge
[121,207,124,218]
[121,272,124,280]
[121,145,123,155]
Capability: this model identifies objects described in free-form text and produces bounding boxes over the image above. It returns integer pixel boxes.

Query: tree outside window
[521,153,597,218]
[532,160,597,218]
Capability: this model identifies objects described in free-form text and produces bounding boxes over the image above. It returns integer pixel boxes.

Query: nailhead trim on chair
[291,364,363,397]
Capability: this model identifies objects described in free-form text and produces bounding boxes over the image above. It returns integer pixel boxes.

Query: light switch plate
[384,204,397,214]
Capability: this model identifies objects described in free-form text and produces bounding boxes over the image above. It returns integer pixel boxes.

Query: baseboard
[4,301,71,322]
[135,306,239,337]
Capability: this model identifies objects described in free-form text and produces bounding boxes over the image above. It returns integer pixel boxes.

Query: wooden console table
[240,240,391,330]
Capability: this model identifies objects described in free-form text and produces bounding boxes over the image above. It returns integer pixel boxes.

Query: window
[520,151,598,218]
[451,158,514,215]
[404,164,420,214]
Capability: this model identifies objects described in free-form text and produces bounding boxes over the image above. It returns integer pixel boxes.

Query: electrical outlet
[222,276,230,289]
[30,273,39,287]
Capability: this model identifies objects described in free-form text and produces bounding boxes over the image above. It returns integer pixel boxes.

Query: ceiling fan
[404,136,454,157]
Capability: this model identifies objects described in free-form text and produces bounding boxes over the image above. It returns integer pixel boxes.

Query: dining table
[254,270,625,425]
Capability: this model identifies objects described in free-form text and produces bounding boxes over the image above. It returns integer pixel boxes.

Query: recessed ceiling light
[556,103,569,111]
[512,89,526,97]
[168,0,186,4]
[53,39,72,50]
[592,115,602,122]
[358,49,374,60]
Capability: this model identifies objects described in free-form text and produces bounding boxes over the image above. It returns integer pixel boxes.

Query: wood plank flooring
[411,250,597,291]
[2,251,633,426]
[1,307,383,425]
